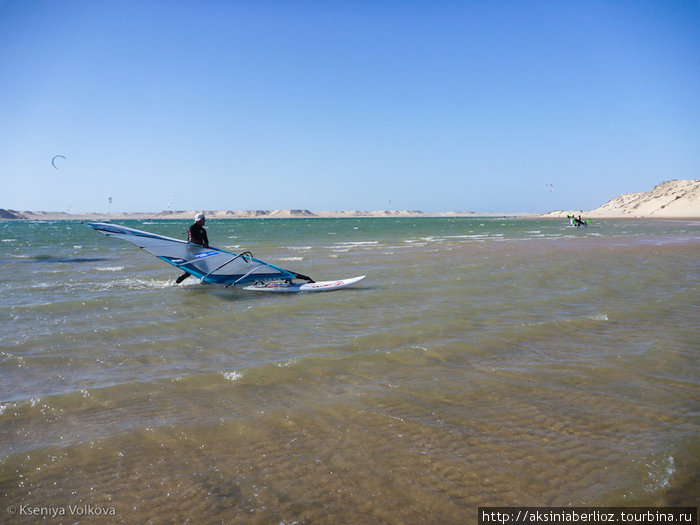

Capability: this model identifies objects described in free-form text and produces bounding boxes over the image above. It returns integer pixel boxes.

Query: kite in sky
[51,155,66,169]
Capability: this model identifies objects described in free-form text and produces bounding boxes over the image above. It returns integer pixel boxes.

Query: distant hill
[0,209,26,219]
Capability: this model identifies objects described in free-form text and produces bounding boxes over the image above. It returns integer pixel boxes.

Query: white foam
[222,371,242,381]
[334,241,379,247]
[420,237,445,242]
[90,278,177,291]
[95,266,124,272]
[445,234,491,239]
[586,314,609,321]
[278,257,303,261]
[645,456,675,493]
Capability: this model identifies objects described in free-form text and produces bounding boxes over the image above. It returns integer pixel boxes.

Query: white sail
[86,222,303,285]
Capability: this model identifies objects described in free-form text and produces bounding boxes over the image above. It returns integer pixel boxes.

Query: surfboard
[242,275,365,293]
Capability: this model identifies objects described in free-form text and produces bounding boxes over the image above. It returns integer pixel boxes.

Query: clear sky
[1,0,698,213]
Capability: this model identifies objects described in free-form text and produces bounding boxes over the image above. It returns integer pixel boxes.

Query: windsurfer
[175,213,210,284]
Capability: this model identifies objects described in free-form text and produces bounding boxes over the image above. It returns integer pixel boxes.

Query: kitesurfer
[574,215,585,228]
[175,213,209,284]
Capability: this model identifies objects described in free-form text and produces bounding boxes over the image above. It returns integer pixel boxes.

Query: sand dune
[544,179,699,219]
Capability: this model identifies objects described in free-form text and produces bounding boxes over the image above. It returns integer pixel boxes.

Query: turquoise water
[1,217,698,523]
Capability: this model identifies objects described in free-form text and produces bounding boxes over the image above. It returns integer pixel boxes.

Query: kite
[51,155,66,169]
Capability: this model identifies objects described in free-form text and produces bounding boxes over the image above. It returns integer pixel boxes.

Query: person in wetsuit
[175,213,209,284]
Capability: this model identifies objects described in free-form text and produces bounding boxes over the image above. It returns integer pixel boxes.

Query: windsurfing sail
[86,222,311,286]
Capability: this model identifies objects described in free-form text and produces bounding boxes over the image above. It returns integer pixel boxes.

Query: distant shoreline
[0,209,538,221]
[1,209,698,221]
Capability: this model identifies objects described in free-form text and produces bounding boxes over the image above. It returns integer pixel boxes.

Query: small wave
[31,282,54,289]
[222,371,242,381]
[522,313,609,328]
[95,266,124,272]
[403,240,427,245]
[278,257,303,262]
[447,234,491,239]
[2,239,17,242]
[645,456,675,493]
[334,241,379,247]
[88,278,178,291]
[586,314,609,321]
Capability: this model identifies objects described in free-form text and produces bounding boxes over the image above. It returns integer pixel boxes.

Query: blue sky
[1,0,698,213]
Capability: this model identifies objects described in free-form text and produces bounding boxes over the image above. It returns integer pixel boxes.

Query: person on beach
[175,213,209,284]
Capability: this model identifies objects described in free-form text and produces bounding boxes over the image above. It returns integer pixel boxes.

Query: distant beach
[0,209,535,221]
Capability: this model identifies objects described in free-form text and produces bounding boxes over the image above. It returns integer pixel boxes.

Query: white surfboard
[242,275,365,293]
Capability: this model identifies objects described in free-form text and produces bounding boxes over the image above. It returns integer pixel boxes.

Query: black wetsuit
[188,223,209,247]
[175,222,209,283]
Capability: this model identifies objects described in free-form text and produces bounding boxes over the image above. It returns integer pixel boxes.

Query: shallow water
[1,218,698,523]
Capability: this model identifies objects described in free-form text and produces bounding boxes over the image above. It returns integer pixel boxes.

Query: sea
[0,217,698,524]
